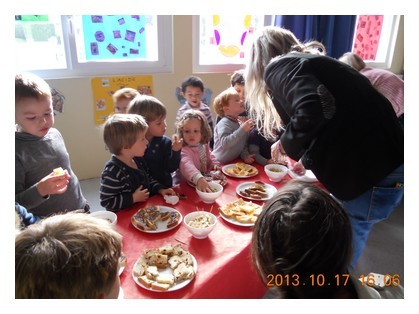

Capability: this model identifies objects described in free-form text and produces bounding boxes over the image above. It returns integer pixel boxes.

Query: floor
[81,177,404,292]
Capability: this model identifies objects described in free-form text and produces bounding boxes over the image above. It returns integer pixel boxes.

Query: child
[15,73,87,218]
[251,180,404,299]
[175,76,214,147]
[15,212,123,298]
[100,114,175,211]
[128,94,182,187]
[212,87,255,164]
[216,69,247,124]
[112,87,139,113]
[173,109,220,192]
[248,128,283,166]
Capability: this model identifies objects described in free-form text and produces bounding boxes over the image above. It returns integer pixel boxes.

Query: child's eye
[26,117,36,120]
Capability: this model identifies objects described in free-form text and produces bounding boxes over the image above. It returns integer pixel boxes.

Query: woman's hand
[36,170,71,197]
[290,160,306,176]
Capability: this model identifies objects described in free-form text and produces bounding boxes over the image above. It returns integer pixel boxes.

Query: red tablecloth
[116,162,322,299]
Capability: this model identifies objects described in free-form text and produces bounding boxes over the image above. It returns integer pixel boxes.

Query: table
[116,162,320,298]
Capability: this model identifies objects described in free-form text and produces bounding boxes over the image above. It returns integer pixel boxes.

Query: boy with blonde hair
[112,87,139,113]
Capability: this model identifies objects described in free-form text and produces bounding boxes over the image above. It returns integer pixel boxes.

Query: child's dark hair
[15,72,52,104]
[230,69,245,86]
[176,109,212,145]
[181,76,204,93]
[252,180,353,298]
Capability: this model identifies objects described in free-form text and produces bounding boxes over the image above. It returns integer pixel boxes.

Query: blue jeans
[340,164,404,268]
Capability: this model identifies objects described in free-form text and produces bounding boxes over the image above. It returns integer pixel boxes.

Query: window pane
[15,15,66,71]
[73,15,158,63]
[199,15,265,65]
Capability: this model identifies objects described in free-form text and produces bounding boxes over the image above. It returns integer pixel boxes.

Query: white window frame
[21,15,173,79]
[192,15,272,74]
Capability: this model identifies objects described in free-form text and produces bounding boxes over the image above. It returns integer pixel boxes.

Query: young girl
[212,87,255,164]
[173,109,220,192]
[128,94,183,187]
[100,114,175,211]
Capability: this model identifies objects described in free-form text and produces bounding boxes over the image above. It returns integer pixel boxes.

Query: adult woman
[245,26,404,267]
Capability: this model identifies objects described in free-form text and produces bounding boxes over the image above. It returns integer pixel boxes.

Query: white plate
[131,206,183,233]
[236,181,277,201]
[221,164,258,178]
[132,254,198,292]
[219,213,255,227]
[288,169,318,182]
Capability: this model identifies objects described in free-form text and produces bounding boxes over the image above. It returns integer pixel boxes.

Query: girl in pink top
[173,109,218,192]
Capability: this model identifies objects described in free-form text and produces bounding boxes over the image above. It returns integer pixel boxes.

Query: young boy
[100,114,175,211]
[212,87,255,164]
[175,76,214,147]
[15,212,123,298]
[15,73,87,218]
[112,87,139,113]
[128,94,183,187]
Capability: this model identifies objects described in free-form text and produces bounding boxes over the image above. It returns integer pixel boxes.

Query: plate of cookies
[219,198,263,227]
[222,162,258,178]
[132,243,197,292]
[131,205,182,233]
[236,181,277,201]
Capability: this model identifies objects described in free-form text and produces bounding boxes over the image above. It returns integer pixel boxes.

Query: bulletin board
[91,75,153,125]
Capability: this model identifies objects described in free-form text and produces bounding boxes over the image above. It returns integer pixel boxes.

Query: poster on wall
[91,75,153,125]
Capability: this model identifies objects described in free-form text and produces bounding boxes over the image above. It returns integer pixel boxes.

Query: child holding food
[173,109,223,192]
[15,73,87,218]
[212,87,255,164]
[128,94,182,187]
[100,114,176,211]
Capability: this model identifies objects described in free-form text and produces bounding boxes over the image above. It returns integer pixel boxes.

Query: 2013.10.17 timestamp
[266,274,351,287]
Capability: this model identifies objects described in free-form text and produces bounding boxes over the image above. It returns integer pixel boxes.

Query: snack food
[131,206,181,231]
[223,163,258,177]
[133,243,196,291]
[238,182,268,199]
[219,198,262,224]
[53,167,65,175]
[187,212,215,228]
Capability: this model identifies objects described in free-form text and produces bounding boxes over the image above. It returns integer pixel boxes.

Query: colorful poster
[353,15,383,61]
[91,75,153,125]
[82,15,147,61]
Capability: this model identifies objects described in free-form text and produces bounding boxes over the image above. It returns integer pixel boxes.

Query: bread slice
[149,253,168,269]
[133,261,145,277]
[166,211,180,228]
[137,275,154,288]
[159,243,173,255]
[145,265,159,280]
[151,282,171,291]
[156,273,175,285]
[173,262,194,282]
[168,255,183,269]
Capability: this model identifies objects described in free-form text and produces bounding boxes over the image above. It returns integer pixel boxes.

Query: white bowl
[90,210,117,225]
[264,164,289,182]
[184,211,217,239]
[195,181,223,204]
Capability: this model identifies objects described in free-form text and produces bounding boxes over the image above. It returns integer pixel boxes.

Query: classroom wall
[47,15,404,180]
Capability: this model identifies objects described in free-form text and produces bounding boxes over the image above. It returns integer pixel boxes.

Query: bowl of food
[90,210,117,225]
[195,181,223,204]
[184,211,217,239]
[264,164,289,182]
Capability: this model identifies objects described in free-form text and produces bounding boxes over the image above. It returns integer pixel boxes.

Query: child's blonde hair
[15,212,123,298]
[213,87,239,117]
[128,94,167,122]
[112,87,139,104]
[176,109,212,145]
[103,113,148,155]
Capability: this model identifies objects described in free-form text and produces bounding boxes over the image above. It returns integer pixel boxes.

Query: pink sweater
[361,67,404,117]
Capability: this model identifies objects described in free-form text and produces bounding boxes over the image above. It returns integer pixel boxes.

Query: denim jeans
[340,164,404,268]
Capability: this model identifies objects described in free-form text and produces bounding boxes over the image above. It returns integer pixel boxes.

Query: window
[352,15,401,69]
[15,15,173,79]
[193,15,272,73]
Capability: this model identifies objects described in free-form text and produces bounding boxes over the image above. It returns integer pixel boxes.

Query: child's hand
[243,154,255,164]
[291,161,306,176]
[133,185,150,203]
[196,177,212,192]
[37,170,71,197]
[159,188,176,196]
[239,118,254,133]
[171,135,183,152]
